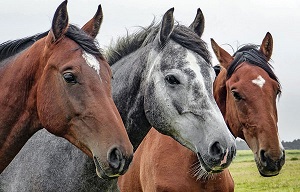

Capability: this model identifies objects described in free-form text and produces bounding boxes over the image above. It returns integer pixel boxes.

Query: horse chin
[257,162,280,177]
[93,156,120,179]
[196,153,224,174]
[191,154,224,181]
[255,155,282,177]
[258,168,279,177]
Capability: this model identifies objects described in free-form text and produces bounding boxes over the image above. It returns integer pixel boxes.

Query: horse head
[211,33,285,176]
[143,8,236,173]
[36,1,133,178]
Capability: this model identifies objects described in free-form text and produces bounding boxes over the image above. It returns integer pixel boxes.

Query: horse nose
[259,149,285,175]
[107,147,133,174]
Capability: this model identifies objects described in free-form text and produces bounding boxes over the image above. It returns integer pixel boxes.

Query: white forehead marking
[185,51,220,116]
[185,51,205,85]
[82,52,100,75]
[252,75,265,88]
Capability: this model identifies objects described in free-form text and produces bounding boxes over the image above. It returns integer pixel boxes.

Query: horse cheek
[36,72,68,136]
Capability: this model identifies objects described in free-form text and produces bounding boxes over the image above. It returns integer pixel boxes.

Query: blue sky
[1,0,299,141]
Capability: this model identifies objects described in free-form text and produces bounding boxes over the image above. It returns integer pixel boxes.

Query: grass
[229,150,300,192]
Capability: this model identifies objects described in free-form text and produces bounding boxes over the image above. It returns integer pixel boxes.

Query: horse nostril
[260,150,267,165]
[108,147,123,170]
[209,141,225,161]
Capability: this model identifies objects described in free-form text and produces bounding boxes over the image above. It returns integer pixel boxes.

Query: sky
[1,0,299,141]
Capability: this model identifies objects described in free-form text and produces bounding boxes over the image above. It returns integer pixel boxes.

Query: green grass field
[229,150,300,192]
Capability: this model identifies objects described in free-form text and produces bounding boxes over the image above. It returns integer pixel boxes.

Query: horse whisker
[189,159,219,181]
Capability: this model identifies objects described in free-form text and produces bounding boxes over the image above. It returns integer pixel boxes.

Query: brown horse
[118,31,284,191]
[211,32,285,177]
[0,1,133,177]
[118,128,234,192]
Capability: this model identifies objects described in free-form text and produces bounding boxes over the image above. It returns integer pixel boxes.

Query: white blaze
[186,51,203,82]
[252,75,265,88]
[82,52,100,75]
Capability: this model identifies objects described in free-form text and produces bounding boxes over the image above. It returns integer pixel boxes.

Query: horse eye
[165,75,180,85]
[232,90,242,101]
[63,72,77,84]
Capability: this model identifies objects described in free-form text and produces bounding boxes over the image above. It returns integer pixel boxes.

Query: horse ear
[81,4,103,39]
[189,8,205,37]
[159,8,174,45]
[211,38,233,70]
[260,32,273,61]
[47,0,69,43]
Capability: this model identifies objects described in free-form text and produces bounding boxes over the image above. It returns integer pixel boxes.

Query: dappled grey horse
[0,8,236,192]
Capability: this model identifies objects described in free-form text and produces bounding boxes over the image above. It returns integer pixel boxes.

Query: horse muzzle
[256,149,285,177]
[93,147,133,179]
[197,141,236,173]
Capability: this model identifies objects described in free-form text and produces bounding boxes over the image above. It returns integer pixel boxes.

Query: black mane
[105,21,211,66]
[0,24,103,63]
[66,25,103,58]
[0,32,48,62]
[227,44,281,91]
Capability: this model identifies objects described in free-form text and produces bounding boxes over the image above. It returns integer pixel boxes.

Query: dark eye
[165,75,180,85]
[232,90,243,101]
[63,72,77,84]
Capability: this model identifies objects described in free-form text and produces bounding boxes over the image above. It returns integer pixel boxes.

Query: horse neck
[111,48,152,151]
[0,41,44,172]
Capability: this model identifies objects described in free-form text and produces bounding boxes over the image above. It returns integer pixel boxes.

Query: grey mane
[106,21,211,66]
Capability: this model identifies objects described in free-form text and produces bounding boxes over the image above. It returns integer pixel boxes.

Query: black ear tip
[210,38,218,49]
[95,4,103,17]
[164,8,174,21]
[60,0,68,7]
[196,8,204,21]
[263,32,273,45]
[51,0,69,41]
[210,38,216,48]
[97,4,102,12]
[168,7,175,13]
[56,0,68,15]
